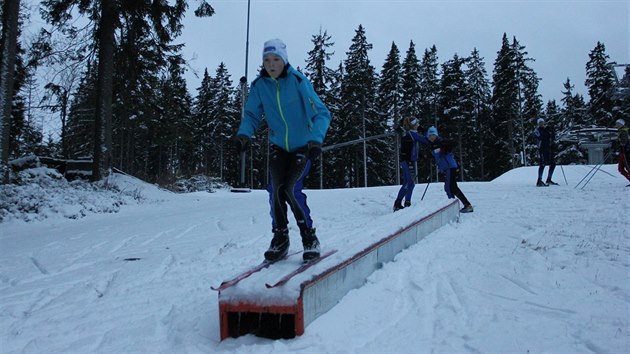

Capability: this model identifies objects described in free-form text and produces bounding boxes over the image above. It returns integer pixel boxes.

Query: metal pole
[560,165,567,185]
[244,0,252,188]
[395,134,400,185]
[517,69,527,166]
[420,179,431,201]
[575,150,613,189]
[245,0,251,81]
[362,96,367,187]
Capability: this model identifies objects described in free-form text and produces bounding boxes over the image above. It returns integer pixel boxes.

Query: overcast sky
[180,0,629,105]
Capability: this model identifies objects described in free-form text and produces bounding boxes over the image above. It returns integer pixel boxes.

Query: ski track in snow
[0,165,629,353]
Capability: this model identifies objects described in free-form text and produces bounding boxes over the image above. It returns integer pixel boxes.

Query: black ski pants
[266,144,313,232]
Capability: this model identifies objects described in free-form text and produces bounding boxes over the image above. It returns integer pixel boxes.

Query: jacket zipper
[274,79,290,150]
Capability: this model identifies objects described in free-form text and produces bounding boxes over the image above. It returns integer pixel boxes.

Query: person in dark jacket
[393,116,424,211]
[424,126,473,213]
[615,118,630,185]
[533,118,558,186]
[235,38,331,262]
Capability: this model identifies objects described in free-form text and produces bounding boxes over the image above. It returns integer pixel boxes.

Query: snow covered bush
[0,167,144,223]
[169,175,229,193]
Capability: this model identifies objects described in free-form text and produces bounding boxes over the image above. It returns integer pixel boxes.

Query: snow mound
[0,168,170,224]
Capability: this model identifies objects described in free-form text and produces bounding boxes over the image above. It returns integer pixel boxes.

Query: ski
[211,250,301,291]
[265,249,338,289]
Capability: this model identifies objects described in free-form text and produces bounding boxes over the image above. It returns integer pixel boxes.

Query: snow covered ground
[1,164,628,353]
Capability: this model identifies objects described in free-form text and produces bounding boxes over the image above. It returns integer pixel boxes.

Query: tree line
[2,1,629,188]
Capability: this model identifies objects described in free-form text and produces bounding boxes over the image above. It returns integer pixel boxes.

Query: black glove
[307,141,322,160]
[234,135,250,153]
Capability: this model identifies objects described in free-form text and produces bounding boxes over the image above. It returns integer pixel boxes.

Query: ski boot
[264,228,289,262]
[301,228,321,262]
[546,179,559,186]
[536,179,548,187]
[393,199,404,212]
[404,200,411,208]
[460,204,474,213]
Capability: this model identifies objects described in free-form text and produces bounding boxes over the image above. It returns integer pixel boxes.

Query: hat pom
[427,126,439,137]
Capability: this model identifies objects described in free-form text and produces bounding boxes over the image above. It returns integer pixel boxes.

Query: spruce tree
[419,45,440,128]
[153,61,193,181]
[400,41,422,119]
[304,28,336,188]
[490,33,519,176]
[304,28,335,98]
[192,69,213,175]
[0,0,21,182]
[464,48,492,180]
[439,54,471,180]
[511,38,542,168]
[324,62,345,188]
[418,45,440,180]
[617,65,630,118]
[205,63,235,180]
[554,79,588,164]
[339,24,379,187]
[65,65,98,161]
[41,0,211,181]
[376,42,403,185]
[585,41,616,126]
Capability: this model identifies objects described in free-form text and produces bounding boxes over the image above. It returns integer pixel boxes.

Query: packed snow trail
[1,165,628,353]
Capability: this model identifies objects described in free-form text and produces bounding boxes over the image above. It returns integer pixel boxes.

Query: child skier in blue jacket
[235,39,332,262]
[393,116,425,211]
[424,126,473,213]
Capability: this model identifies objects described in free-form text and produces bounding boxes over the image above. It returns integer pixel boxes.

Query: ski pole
[575,160,601,189]
[240,150,246,186]
[560,165,568,185]
[576,150,612,189]
[420,176,431,201]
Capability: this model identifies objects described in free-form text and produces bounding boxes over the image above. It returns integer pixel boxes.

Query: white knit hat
[262,39,288,64]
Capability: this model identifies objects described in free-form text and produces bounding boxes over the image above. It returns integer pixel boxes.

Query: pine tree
[512,37,542,168]
[5,9,46,160]
[400,41,422,119]
[439,54,471,180]
[207,63,237,183]
[550,95,582,165]
[151,61,192,182]
[418,45,440,180]
[323,62,345,188]
[585,41,616,126]
[192,69,213,175]
[464,48,492,180]
[304,28,336,188]
[339,24,379,187]
[376,41,403,185]
[65,65,98,161]
[617,65,630,118]
[0,0,21,182]
[304,28,335,97]
[490,33,519,176]
[419,45,440,127]
[41,0,211,181]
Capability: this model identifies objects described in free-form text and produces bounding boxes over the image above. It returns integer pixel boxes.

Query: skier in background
[393,116,424,212]
[423,126,474,213]
[614,118,630,186]
[234,38,331,262]
[534,118,558,187]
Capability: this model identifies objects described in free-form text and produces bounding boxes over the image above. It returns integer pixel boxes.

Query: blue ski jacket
[427,136,458,173]
[237,65,331,152]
